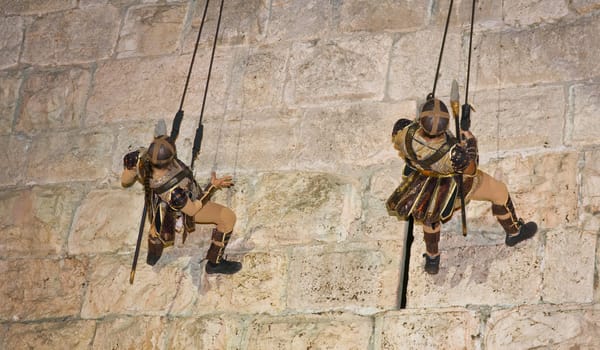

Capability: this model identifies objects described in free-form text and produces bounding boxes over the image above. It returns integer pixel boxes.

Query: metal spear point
[450,80,460,119]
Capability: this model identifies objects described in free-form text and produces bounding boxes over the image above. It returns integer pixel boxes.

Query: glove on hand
[123,150,140,170]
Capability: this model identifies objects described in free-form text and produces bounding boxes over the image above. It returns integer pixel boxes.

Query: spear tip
[451,80,459,102]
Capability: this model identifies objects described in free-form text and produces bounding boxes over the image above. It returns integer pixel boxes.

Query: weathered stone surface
[286,34,392,106]
[542,229,596,303]
[581,150,600,232]
[167,315,244,349]
[287,241,401,313]
[192,252,287,315]
[0,257,87,321]
[117,4,187,58]
[375,309,479,349]
[26,129,114,184]
[570,83,600,146]
[485,305,600,349]
[228,172,361,247]
[470,85,566,153]
[0,71,22,134]
[388,29,462,101]
[266,0,333,43]
[338,0,429,33]
[0,0,75,15]
[0,16,23,69]
[86,50,235,124]
[570,0,600,14]
[245,313,373,350]
[15,68,91,134]
[2,320,96,350]
[503,0,569,27]
[476,18,600,88]
[0,186,83,258]
[0,135,29,186]
[406,239,541,307]
[69,189,143,255]
[93,316,169,349]
[22,6,119,66]
[81,255,196,318]
[433,0,504,29]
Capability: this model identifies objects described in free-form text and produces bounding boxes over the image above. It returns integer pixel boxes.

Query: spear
[451,80,468,236]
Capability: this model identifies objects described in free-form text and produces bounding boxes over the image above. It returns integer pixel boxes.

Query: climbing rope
[430,0,454,99]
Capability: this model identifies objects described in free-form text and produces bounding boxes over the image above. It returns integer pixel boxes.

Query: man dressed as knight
[121,132,242,275]
[387,97,537,274]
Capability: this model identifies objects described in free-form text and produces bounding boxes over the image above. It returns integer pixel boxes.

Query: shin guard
[206,229,232,264]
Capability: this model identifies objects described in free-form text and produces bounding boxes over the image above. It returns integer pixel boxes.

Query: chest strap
[152,161,194,195]
[405,123,456,170]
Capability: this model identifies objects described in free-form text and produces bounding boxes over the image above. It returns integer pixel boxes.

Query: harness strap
[404,123,456,170]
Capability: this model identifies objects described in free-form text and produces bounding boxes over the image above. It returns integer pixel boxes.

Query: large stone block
[0,16,23,70]
[433,0,504,29]
[406,239,541,308]
[476,18,600,88]
[503,0,569,27]
[570,0,600,14]
[0,0,76,15]
[117,4,187,58]
[266,0,333,43]
[166,315,244,349]
[0,135,29,186]
[338,0,429,33]
[388,29,462,101]
[245,313,373,350]
[22,6,120,66]
[285,34,392,106]
[93,316,169,349]
[470,85,566,154]
[286,241,402,313]
[26,129,114,184]
[69,189,143,255]
[581,149,600,232]
[0,257,87,321]
[375,309,480,349]
[570,83,600,146]
[15,68,91,134]
[0,71,22,134]
[2,320,96,350]
[542,229,596,303]
[0,186,83,258]
[86,49,236,124]
[484,305,600,349]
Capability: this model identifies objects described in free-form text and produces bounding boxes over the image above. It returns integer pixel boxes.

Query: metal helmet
[419,98,450,136]
[147,135,176,167]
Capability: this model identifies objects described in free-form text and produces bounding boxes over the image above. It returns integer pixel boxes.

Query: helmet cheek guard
[419,98,450,136]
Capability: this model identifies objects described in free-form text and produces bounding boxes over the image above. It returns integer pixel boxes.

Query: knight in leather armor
[387,98,537,274]
[121,134,242,275]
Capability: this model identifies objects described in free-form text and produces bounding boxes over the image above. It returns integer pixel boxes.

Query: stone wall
[1,0,600,349]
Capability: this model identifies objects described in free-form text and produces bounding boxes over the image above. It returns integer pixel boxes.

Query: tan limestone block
[0,135,29,186]
[286,241,402,313]
[0,16,23,70]
[470,85,566,154]
[406,240,541,308]
[388,29,462,101]
[476,18,600,88]
[485,305,600,349]
[192,252,287,315]
[81,255,196,318]
[433,0,504,29]
[167,315,244,349]
[0,186,83,258]
[238,46,289,111]
[338,0,429,33]
[503,0,569,27]
[285,34,392,106]
[26,129,114,184]
[0,257,87,321]
[570,83,600,146]
[570,0,600,14]
[0,71,23,134]
[16,68,91,134]
[375,308,480,350]
[228,172,361,248]
[0,0,76,16]
[266,0,333,43]
[69,189,143,255]
[93,316,169,349]
[542,229,595,303]
[117,4,187,58]
[245,313,373,350]
[2,320,96,350]
[582,149,600,231]
[22,6,120,66]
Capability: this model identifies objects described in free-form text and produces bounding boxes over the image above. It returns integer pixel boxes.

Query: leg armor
[147,235,164,266]
[205,229,242,275]
[422,222,441,274]
[492,195,537,246]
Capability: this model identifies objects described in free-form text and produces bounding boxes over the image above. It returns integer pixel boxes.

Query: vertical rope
[431,0,454,98]
[464,0,476,104]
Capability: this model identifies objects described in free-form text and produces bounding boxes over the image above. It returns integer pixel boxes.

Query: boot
[423,253,440,275]
[205,229,242,275]
[146,236,163,266]
[492,196,537,247]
